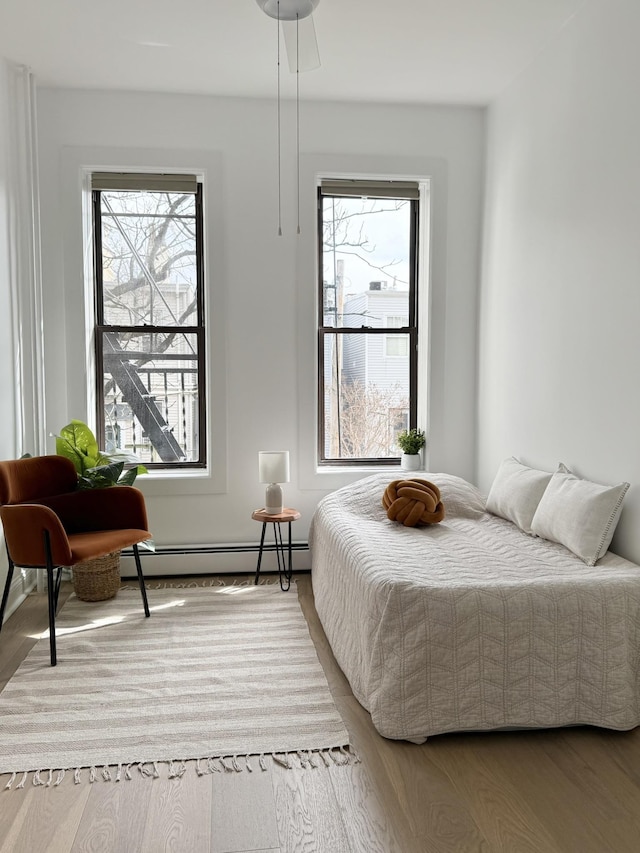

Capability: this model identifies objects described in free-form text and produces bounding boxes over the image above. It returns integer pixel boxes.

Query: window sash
[92,181,206,469]
[317,328,417,465]
[317,186,419,465]
[95,326,206,469]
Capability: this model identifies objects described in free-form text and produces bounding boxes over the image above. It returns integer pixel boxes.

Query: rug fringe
[0,746,359,790]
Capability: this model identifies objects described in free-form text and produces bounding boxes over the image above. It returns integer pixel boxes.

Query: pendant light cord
[273,1,308,237]
[277,1,282,236]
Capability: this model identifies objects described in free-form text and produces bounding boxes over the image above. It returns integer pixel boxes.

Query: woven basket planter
[72,551,121,602]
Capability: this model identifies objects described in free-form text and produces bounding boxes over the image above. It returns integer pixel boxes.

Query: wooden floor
[1,574,640,852]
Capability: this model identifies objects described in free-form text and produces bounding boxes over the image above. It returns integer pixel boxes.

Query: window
[318,179,419,465]
[92,173,206,469]
[384,316,410,357]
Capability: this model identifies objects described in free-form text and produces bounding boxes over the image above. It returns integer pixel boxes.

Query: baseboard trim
[120,542,310,578]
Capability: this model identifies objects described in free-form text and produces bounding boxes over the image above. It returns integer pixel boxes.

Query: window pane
[386,315,407,328]
[385,335,409,357]
[322,197,411,328]
[100,190,197,327]
[385,315,409,357]
[322,332,410,460]
[101,330,201,464]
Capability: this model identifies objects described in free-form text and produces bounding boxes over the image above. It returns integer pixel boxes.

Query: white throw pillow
[485,457,553,534]
[530,465,630,565]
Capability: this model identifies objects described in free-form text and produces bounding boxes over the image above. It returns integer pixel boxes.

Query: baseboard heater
[119,541,310,578]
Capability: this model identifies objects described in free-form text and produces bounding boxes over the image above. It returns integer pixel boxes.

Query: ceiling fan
[255,0,321,72]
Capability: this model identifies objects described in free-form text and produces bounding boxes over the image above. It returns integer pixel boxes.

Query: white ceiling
[0,0,583,105]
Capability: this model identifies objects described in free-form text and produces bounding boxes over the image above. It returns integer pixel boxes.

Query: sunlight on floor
[28,597,188,639]
[149,599,186,611]
[29,614,126,639]
[219,585,260,595]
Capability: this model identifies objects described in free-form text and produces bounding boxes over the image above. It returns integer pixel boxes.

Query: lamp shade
[258,451,290,484]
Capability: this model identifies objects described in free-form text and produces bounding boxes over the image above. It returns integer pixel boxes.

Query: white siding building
[342,286,410,393]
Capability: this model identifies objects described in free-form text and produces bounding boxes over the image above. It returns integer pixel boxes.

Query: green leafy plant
[55,419,147,490]
[397,428,426,455]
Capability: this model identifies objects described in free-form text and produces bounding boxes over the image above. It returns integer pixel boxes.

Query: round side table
[251,508,301,591]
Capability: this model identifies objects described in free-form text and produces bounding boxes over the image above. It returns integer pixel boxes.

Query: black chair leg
[133,544,150,618]
[46,563,57,667]
[53,567,63,612]
[0,554,15,633]
[42,530,58,666]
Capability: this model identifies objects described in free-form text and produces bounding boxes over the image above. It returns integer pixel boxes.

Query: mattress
[310,472,640,741]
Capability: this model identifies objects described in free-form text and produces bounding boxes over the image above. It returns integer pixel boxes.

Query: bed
[309,472,640,741]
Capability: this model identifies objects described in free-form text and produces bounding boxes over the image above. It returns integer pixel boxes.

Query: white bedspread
[310,473,640,741]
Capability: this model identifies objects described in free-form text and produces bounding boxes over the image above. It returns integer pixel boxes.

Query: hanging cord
[277,1,283,236]
[296,13,301,235]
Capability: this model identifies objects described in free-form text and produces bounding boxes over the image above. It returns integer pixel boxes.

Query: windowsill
[303,454,429,490]
[315,464,404,476]
[143,468,211,480]
[135,466,226,496]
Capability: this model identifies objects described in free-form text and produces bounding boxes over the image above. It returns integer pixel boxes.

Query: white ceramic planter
[401,452,422,471]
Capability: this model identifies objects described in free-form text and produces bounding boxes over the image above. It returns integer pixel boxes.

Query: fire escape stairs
[103,334,185,462]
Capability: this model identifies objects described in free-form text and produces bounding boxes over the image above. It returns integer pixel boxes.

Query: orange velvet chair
[0,455,152,666]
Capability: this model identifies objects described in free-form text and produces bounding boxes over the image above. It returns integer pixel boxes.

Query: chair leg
[43,530,57,666]
[133,544,150,618]
[0,553,15,633]
[46,563,57,667]
[53,567,63,612]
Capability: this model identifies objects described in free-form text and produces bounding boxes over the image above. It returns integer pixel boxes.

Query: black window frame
[317,182,419,467]
[92,178,206,470]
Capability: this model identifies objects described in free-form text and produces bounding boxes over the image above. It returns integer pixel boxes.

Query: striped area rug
[0,581,354,788]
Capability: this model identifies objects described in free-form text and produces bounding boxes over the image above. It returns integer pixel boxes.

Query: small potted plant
[397,428,425,471]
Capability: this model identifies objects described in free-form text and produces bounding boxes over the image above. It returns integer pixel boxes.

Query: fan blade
[282,16,321,72]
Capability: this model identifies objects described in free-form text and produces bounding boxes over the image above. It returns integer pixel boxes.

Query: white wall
[478,0,640,562]
[36,90,485,561]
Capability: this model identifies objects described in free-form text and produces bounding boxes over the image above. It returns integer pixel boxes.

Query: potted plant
[397,428,425,471]
[54,420,150,600]
[55,419,147,489]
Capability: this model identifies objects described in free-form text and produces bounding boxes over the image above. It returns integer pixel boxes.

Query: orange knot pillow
[382,478,445,527]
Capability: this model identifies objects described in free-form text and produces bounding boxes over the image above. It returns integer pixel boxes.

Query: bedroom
[0,0,639,849]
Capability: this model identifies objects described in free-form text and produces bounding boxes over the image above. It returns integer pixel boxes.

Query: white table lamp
[258,451,290,515]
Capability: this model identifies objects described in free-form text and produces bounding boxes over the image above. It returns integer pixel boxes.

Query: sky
[322,198,411,300]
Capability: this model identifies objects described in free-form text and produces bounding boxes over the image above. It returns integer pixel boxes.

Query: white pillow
[530,464,629,565]
[485,457,553,534]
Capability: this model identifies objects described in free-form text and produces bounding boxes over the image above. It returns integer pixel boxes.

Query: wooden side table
[251,508,301,591]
